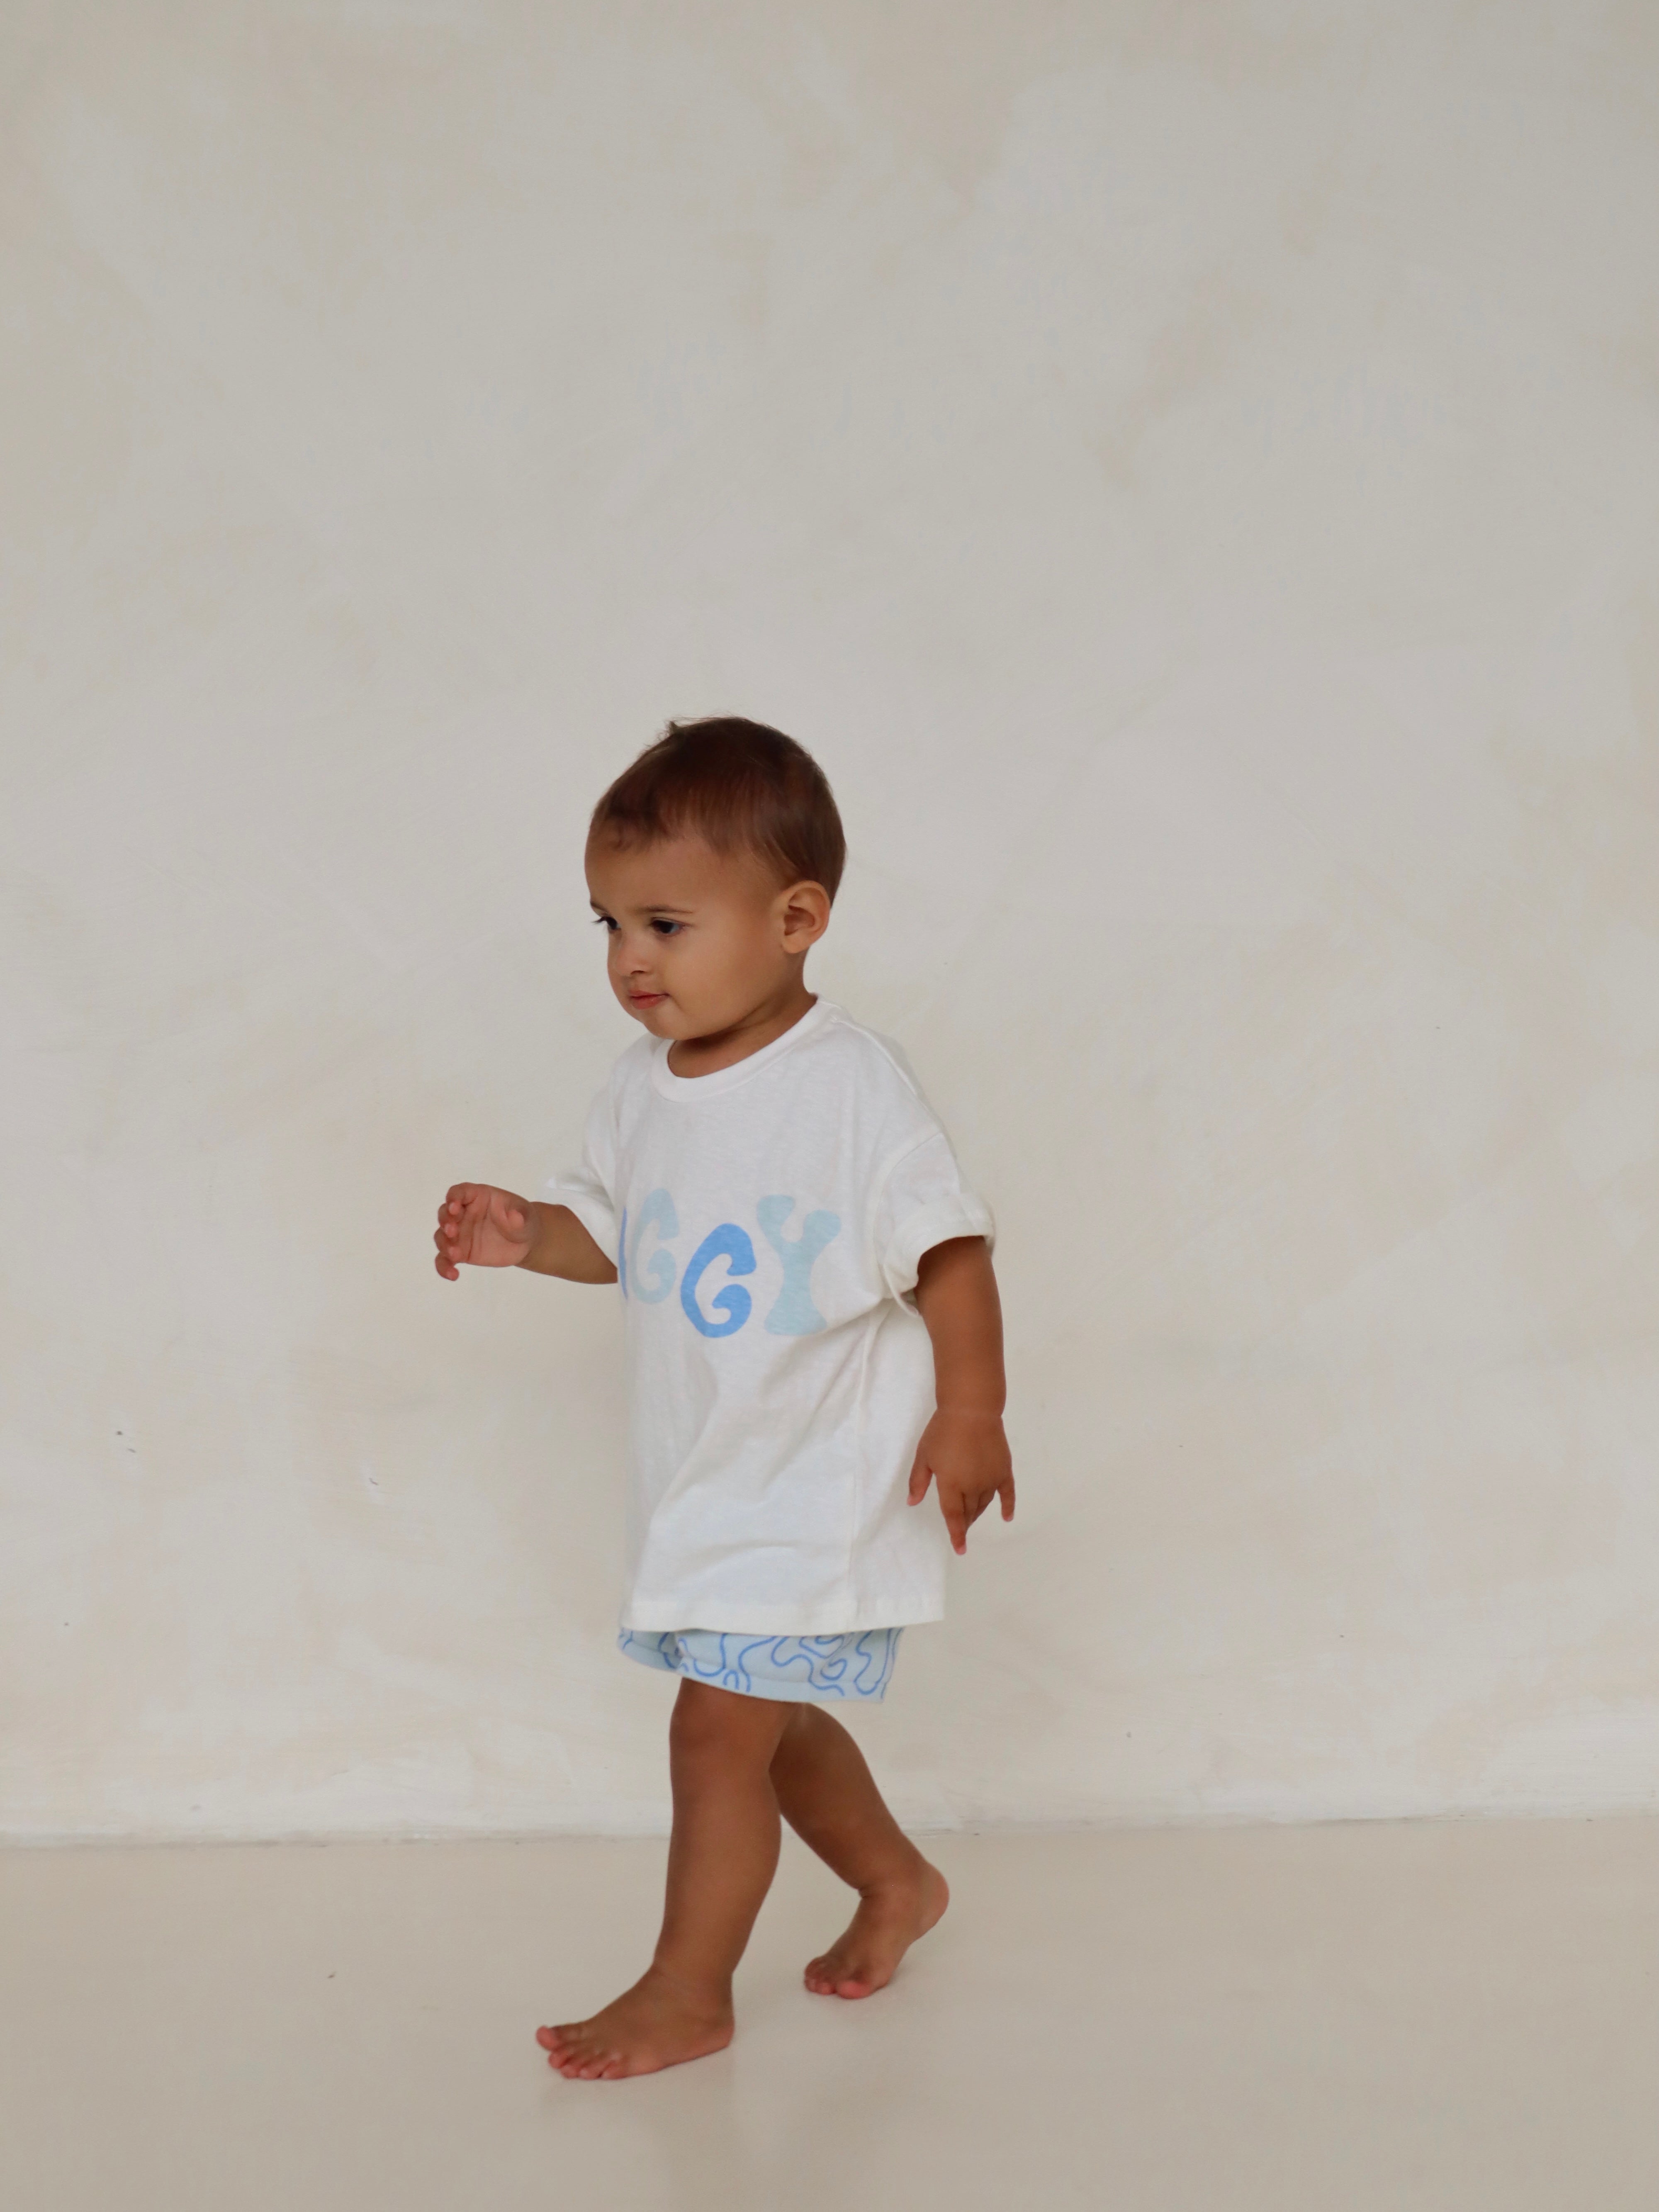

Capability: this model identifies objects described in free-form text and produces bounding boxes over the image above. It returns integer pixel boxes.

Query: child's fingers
[999,1471,1017,1521]
[941,1490,970,1555]
[906,1450,933,1506]
[435,1187,488,1281]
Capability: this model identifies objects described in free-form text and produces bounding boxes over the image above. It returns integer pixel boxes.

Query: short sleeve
[873,1130,995,1306]
[539,1082,620,1263]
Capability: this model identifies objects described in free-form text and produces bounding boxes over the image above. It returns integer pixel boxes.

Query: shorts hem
[618,1627,902,1706]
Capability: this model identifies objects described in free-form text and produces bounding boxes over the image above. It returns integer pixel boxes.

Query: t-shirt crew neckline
[650,996,836,1102]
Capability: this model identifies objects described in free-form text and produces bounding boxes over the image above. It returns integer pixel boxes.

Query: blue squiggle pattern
[618,1626,902,1705]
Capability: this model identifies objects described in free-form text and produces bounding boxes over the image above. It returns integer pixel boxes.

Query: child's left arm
[908,1236,1015,1556]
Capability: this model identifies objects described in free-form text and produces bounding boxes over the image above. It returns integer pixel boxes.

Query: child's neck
[665,980,818,1080]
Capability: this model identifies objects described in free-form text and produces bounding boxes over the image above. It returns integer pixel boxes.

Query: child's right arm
[433,1185,618,1285]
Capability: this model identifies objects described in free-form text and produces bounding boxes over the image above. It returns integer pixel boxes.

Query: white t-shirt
[542,999,994,1635]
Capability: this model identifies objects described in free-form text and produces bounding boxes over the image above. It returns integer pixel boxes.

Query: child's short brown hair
[589,718,847,901]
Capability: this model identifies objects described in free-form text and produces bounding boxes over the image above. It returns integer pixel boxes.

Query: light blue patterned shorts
[618,1626,902,1705]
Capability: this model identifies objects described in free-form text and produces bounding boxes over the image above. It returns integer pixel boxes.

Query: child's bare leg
[538,1680,792,2080]
[769,1703,949,1998]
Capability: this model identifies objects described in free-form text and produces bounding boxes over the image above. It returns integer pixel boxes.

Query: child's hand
[434,1184,535,1279]
[906,1409,1015,1556]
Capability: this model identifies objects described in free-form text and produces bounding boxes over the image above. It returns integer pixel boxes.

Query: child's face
[585,832,828,1042]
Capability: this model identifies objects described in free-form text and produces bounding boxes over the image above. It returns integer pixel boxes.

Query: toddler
[433,718,1013,2080]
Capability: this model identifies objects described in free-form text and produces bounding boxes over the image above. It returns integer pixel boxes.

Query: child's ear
[778,880,831,951]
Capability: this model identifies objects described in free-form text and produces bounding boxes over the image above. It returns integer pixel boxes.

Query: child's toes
[539,2022,596,2073]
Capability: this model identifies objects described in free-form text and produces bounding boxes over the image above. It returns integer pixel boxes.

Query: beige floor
[3,1820,1657,2211]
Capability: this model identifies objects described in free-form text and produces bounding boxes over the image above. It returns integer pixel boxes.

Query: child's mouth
[629,992,669,1009]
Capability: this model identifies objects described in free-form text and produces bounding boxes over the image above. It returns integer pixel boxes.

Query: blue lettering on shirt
[624,1192,843,1339]
[757,1197,842,1335]
[629,1188,679,1303]
[680,1222,756,1338]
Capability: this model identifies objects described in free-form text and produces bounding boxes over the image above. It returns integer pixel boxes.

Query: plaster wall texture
[4,0,1658,1839]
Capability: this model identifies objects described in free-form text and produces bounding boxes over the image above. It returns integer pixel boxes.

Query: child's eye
[593,915,618,933]
[650,919,684,937]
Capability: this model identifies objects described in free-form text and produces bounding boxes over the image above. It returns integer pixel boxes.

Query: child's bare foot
[804,1857,949,1998]
[536,1966,734,2081]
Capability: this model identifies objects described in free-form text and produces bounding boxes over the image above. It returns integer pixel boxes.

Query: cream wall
[4,0,1658,1839]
